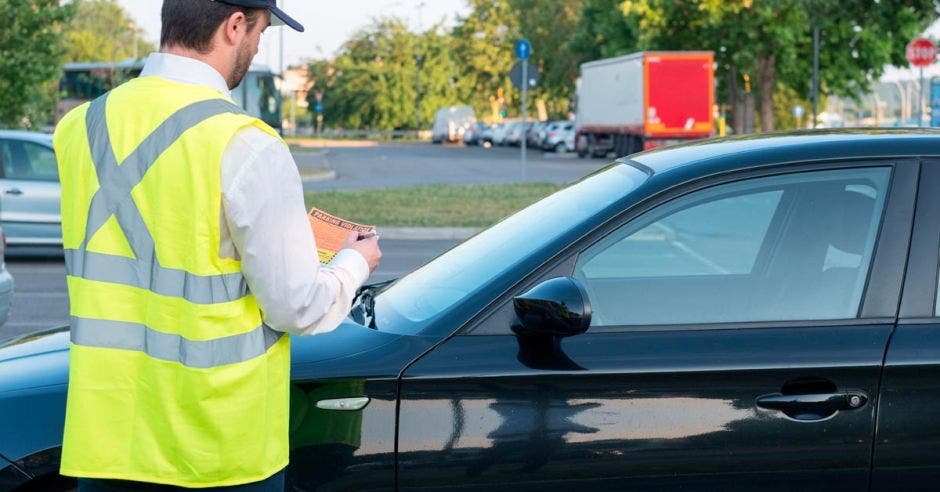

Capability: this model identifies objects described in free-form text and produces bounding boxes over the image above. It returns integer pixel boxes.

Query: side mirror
[513,277,591,337]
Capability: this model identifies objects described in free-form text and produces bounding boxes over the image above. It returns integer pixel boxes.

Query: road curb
[300,169,337,182]
[375,227,479,240]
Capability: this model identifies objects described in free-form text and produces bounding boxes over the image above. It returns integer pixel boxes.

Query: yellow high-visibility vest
[54,76,291,488]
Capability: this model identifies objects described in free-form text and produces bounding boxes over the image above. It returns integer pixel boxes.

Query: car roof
[0,130,53,146]
[629,129,940,177]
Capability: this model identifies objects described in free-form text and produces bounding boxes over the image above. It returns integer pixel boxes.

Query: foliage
[567,0,640,61]
[450,0,520,120]
[620,0,940,131]
[303,0,940,132]
[0,0,74,128]
[64,0,154,63]
[308,18,459,130]
[509,0,586,118]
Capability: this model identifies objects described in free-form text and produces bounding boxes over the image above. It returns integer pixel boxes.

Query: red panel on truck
[644,54,714,138]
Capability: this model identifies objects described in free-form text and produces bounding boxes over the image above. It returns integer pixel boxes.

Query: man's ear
[221,11,248,46]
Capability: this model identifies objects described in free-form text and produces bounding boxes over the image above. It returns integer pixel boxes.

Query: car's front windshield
[373,163,648,335]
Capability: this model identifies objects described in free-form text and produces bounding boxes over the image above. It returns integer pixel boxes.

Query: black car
[4,130,940,491]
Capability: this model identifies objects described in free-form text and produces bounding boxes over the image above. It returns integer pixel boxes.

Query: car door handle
[4,188,22,196]
[756,391,868,421]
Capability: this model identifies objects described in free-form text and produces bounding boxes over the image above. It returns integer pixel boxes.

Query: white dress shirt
[140,52,370,335]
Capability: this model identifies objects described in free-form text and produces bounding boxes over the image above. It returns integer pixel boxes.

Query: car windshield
[373,164,648,335]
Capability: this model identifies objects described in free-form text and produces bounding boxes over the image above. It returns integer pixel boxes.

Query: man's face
[229,11,270,90]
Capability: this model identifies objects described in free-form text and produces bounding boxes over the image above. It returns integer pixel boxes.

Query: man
[53,1,382,490]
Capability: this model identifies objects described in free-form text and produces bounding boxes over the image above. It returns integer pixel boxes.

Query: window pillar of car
[899,160,940,319]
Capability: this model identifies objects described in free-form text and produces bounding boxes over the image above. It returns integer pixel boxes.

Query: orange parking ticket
[308,208,374,264]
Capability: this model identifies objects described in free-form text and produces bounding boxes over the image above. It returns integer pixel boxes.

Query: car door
[872,159,940,490]
[0,139,61,245]
[397,161,915,491]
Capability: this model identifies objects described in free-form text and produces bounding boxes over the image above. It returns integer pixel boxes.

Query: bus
[58,59,282,132]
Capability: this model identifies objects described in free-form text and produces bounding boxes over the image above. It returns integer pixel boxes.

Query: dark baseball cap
[213,0,305,32]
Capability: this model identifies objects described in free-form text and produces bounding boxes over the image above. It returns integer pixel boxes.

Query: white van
[431,106,476,143]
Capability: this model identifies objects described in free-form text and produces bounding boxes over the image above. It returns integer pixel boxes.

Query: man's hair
[161,0,263,53]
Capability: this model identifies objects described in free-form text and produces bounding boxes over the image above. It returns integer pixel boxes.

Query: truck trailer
[575,51,714,158]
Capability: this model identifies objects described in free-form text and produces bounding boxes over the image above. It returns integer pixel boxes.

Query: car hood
[0,326,71,362]
[0,327,71,396]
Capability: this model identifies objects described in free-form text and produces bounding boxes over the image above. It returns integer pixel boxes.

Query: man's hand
[344,231,382,273]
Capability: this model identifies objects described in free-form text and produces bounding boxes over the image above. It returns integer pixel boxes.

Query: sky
[115,0,470,70]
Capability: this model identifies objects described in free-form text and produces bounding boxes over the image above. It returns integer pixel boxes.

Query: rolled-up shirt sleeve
[221,127,369,335]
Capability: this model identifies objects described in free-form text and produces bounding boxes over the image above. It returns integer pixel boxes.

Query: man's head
[160,0,303,90]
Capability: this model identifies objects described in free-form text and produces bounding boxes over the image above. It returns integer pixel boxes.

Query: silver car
[0,131,61,246]
[0,227,14,327]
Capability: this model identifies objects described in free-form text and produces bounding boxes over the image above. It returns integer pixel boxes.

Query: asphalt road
[298,141,609,191]
[0,239,459,342]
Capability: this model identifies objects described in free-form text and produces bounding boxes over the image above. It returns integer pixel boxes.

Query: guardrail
[290,127,433,141]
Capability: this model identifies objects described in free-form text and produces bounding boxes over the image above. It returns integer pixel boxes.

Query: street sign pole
[514,38,532,182]
[907,38,937,127]
[521,59,528,180]
[921,67,926,127]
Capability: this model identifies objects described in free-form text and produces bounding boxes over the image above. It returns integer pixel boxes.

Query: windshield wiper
[351,279,396,329]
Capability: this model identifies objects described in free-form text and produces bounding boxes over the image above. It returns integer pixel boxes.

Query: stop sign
[907,38,937,67]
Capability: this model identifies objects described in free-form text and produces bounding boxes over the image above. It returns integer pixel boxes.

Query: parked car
[491,121,514,146]
[543,121,575,152]
[505,121,533,147]
[564,125,576,153]
[8,130,940,490]
[0,227,14,327]
[479,123,497,147]
[527,121,548,147]
[463,123,492,146]
[0,131,61,246]
[431,106,476,144]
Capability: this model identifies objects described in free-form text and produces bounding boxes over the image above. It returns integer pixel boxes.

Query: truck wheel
[576,135,588,158]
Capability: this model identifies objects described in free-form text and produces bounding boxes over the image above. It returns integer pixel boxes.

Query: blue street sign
[514,39,532,61]
[315,103,324,114]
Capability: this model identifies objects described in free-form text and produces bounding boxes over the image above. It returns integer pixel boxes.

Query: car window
[573,167,891,328]
[0,140,58,181]
[375,164,648,335]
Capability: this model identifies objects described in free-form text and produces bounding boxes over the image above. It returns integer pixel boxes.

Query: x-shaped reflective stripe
[65,93,252,305]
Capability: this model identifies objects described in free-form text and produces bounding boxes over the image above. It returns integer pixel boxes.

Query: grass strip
[305,182,562,227]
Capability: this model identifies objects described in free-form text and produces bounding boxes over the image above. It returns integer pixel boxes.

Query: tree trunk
[758,54,776,132]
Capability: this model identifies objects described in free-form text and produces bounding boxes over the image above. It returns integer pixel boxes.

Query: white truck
[431,106,476,143]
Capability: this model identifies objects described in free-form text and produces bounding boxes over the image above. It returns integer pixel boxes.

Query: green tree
[568,0,640,61]
[0,0,74,128]
[621,0,940,132]
[509,0,586,118]
[65,0,154,63]
[451,0,520,120]
[415,25,461,127]
[308,18,458,130]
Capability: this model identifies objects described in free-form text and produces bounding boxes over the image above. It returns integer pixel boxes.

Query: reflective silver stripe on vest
[71,317,284,369]
[67,93,250,305]
[63,249,249,304]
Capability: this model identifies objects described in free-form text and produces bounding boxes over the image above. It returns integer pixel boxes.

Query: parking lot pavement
[0,239,460,342]
[297,141,609,191]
